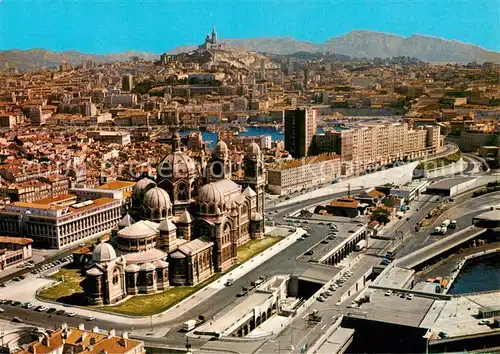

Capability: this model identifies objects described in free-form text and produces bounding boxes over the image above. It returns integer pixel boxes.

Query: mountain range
[1,30,499,71]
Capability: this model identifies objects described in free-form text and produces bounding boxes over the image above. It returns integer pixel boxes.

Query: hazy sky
[1,0,499,54]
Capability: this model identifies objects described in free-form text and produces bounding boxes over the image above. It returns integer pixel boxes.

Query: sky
[1,0,499,54]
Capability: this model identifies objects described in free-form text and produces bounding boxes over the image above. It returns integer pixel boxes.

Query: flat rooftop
[425,291,500,340]
[198,292,272,334]
[474,210,500,222]
[375,266,415,288]
[355,290,435,327]
[426,177,477,190]
[316,327,355,354]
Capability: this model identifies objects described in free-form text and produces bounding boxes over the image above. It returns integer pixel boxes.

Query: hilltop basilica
[84,130,266,305]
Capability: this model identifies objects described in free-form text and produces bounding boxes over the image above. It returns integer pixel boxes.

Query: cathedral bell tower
[210,139,231,181]
[243,142,265,214]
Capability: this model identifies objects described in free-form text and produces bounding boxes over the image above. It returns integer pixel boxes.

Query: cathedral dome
[214,140,229,158]
[246,142,261,155]
[92,243,117,263]
[143,187,172,211]
[198,183,225,205]
[133,178,156,200]
[157,151,198,182]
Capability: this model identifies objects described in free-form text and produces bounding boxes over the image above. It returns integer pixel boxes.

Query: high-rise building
[122,74,134,91]
[284,108,317,158]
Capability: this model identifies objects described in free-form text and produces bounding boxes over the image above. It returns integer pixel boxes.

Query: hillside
[0,49,158,71]
[215,30,500,63]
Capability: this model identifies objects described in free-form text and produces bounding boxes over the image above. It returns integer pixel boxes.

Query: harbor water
[448,252,500,294]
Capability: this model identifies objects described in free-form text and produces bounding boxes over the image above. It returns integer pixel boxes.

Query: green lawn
[38,267,85,302]
[99,236,281,316]
[237,237,280,264]
[97,274,222,316]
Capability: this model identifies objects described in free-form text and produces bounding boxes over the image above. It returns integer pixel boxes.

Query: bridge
[395,226,487,269]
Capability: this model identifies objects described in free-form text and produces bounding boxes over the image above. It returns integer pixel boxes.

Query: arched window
[177,183,188,201]
[112,269,120,285]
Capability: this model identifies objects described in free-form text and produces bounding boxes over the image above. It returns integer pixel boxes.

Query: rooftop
[96,180,136,190]
[426,177,477,190]
[0,236,33,245]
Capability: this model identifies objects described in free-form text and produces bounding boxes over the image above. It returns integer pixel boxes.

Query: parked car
[385,290,393,296]
[12,317,23,323]
[87,316,96,321]
[55,310,65,315]
[47,308,57,313]
[407,294,414,300]
[24,303,34,309]
[317,296,326,302]
[67,312,77,317]
[304,250,314,256]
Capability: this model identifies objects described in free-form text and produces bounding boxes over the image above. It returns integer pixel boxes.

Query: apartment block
[313,123,441,174]
[267,154,341,195]
[284,108,317,158]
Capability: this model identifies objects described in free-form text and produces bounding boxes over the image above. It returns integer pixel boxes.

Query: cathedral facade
[84,134,265,305]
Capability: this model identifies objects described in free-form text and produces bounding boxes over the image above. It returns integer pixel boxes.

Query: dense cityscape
[0,23,499,354]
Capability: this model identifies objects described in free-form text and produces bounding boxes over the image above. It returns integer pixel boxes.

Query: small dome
[170,251,186,259]
[214,140,229,158]
[133,178,156,200]
[154,259,168,268]
[158,218,177,232]
[177,209,193,224]
[143,187,171,211]
[92,243,117,263]
[118,214,135,228]
[86,267,103,276]
[125,264,140,273]
[251,212,263,221]
[243,186,257,198]
[198,183,224,205]
[246,142,261,155]
[139,262,156,272]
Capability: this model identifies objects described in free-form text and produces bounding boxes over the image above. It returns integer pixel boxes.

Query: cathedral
[84,132,266,305]
[198,26,220,50]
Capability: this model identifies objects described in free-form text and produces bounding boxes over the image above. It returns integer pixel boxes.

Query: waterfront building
[313,123,442,174]
[0,194,122,249]
[266,154,341,195]
[284,108,317,159]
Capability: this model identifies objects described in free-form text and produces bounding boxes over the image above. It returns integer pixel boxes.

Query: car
[236,291,246,297]
[304,250,314,256]
[0,299,8,304]
[296,237,304,242]
[12,317,23,323]
[67,312,77,317]
[302,221,309,224]
[327,236,335,240]
[12,277,21,281]
[335,300,342,306]
[385,290,393,296]
[479,319,490,325]
[321,240,329,244]
[400,293,407,298]
[317,296,326,302]
[318,222,325,225]
[13,301,21,306]
[302,233,309,238]
[325,290,333,296]
[47,308,57,313]
[0,283,5,287]
[24,302,34,309]
[407,294,414,300]
[225,279,234,286]
[55,310,65,315]
[87,316,96,321]
[19,275,25,280]
[0,307,4,313]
